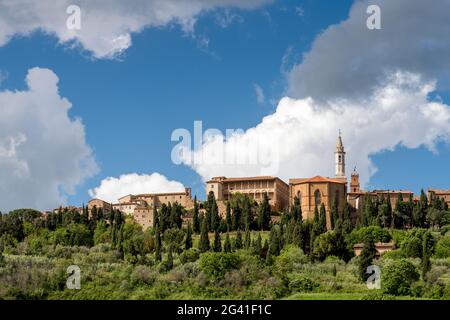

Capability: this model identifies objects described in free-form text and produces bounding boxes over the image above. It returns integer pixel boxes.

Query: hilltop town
[49,133,450,231]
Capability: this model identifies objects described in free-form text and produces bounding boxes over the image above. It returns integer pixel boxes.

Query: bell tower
[335,131,346,178]
[350,167,360,193]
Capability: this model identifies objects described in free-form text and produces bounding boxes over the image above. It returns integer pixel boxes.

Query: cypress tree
[342,202,352,234]
[235,230,243,249]
[213,230,222,252]
[199,216,210,252]
[421,231,434,280]
[319,203,327,233]
[226,202,232,230]
[254,233,262,256]
[312,205,320,237]
[153,206,159,229]
[358,236,377,282]
[224,232,232,253]
[185,222,193,250]
[166,246,174,270]
[82,204,89,225]
[330,195,339,230]
[292,196,301,221]
[155,225,162,261]
[193,196,200,234]
[232,204,241,231]
[258,193,271,231]
[244,228,251,249]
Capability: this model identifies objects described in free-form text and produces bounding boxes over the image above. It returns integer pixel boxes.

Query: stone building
[205,176,290,212]
[87,198,112,215]
[116,187,194,211]
[428,189,450,207]
[289,133,348,229]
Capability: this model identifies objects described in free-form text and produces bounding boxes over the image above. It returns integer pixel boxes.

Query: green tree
[358,236,377,282]
[235,230,243,249]
[225,202,232,230]
[421,231,435,280]
[253,233,262,256]
[155,225,162,261]
[319,203,327,233]
[213,230,222,252]
[166,246,174,270]
[330,195,338,230]
[382,259,419,296]
[185,222,193,250]
[152,207,159,229]
[193,196,200,234]
[224,232,232,253]
[244,228,251,249]
[258,193,271,231]
[199,216,210,252]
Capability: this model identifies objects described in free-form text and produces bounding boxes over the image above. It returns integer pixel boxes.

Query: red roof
[289,176,347,185]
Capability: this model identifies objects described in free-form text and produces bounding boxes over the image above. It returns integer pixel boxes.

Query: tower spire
[335,131,345,178]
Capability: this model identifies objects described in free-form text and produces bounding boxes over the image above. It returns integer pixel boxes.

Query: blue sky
[1,0,449,210]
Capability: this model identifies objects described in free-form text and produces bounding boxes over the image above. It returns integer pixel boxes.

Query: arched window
[314,189,321,207]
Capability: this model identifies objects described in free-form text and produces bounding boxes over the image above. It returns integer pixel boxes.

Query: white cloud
[253,83,265,105]
[287,0,450,101]
[0,0,272,59]
[182,72,450,188]
[0,67,98,212]
[88,172,185,203]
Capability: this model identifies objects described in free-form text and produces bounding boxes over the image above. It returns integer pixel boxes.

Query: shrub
[130,265,157,286]
[180,248,200,264]
[273,245,307,276]
[399,228,428,258]
[199,252,241,280]
[434,236,450,258]
[347,226,391,246]
[288,274,318,292]
[382,259,419,296]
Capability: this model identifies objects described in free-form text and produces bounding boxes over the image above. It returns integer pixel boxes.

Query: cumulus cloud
[287,0,450,101]
[0,67,98,212]
[88,173,185,203]
[179,0,450,189]
[181,72,450,187]
[0,0,272,59]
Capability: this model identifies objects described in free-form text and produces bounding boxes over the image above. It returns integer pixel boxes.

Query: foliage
[199,252,241,280]
[382,259,419,296]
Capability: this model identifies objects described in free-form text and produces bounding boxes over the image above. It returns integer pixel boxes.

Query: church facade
[289,133,348,229]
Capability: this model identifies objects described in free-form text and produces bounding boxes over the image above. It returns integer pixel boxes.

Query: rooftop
[289,175,347,185]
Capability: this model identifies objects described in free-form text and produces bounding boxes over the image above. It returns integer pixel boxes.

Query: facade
[289,133,348,229]
[205,176,290,212]
[132,207,153,230]
[428,189,450,207]
[289,176,347,229]
[116,187,194,211]
[87,198,112,215]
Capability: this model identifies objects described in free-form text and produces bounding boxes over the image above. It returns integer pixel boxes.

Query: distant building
[205,176,289,212]
[428,189,450,207]
[289,133,348,229]
[289,176,347,229]
[353,242,396,258]
[109,188,193,230]
[116,187,194,211]
[87,198,112,215]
